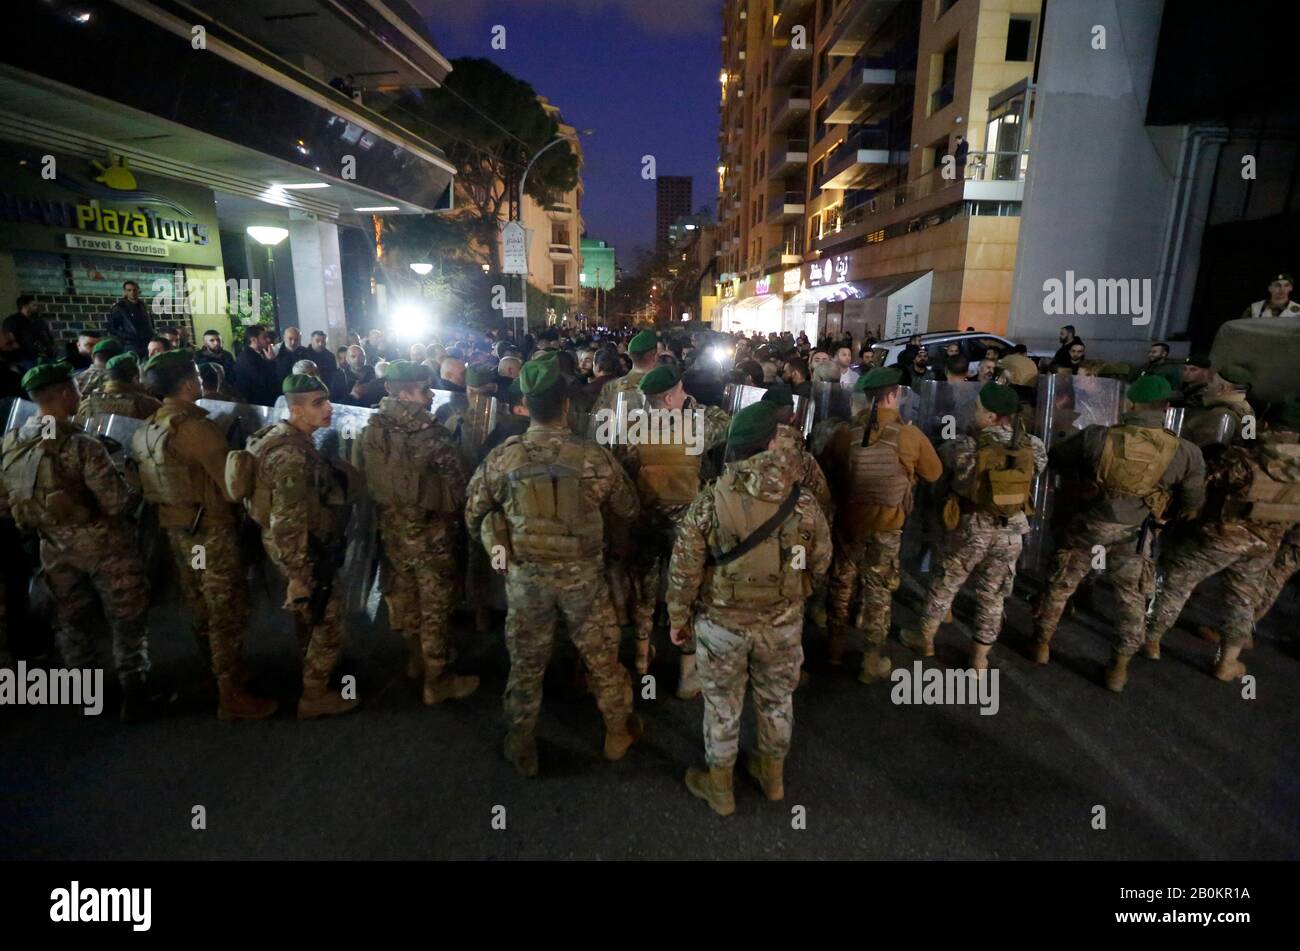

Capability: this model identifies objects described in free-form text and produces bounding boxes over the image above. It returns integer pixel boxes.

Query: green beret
[105,353,138,371]
[628,330,658,354]
[21,361,72,394]
[1218,364,1252,387]
[283,373,329,395]
[978,382,1019,417]
[761,382,794,407]
[727,401,779,451]
[92,337,124,358]
[465,363,496,388]
[856,366,902,392]
[1127,374,1173,404]
[141,348,196,375]
[638,364,681,395]
[383,360,430,384]
[1184,353,1212,369]
[519,355,561,395]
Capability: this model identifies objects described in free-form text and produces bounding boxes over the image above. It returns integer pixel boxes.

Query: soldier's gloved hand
[285,576,313,611]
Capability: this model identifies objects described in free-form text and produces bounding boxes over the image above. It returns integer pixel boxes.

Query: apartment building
[716,0,1040,340]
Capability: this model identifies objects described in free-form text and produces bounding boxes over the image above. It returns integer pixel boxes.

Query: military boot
[297,680,359,719]
[603,713,645,761]
[119,674,165,724]
[504,731,539,777]
[900,617,940,657]
[1213,643,1248,682]
[1104,652,1131,693]
[744,753,785,801]
[677,653,701,699]
[1140,639,1161,660]
[423,672,480,705]
[1197,625,1222,645]
[217,675,278,721]
[858,646,893,684]
[685,765,735,816]
[827,626,847,666]
[402,636,424,681]
[969,640,992,674]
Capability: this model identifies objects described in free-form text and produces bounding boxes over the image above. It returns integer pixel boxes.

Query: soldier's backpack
[224,425,301,528]
[635,418,702,509]
[359,417,457,513]
[133,412,201,508]
[498,435,604,563]
[1095,424,1181,517]
[0,422,97,531]
[1225,443,1300,523]
[969,421,1037,517]
[704,478,808,607]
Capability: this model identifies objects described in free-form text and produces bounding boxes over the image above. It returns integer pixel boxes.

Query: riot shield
[1163,406,1186,438]
[81,413,146,465]
[813,381,853,422]
[320,402,376,462]
[430,389,460,418]
[4,397,37,434]
[196,399,278,448]
[723,383,768,415]
[909,380,983,440]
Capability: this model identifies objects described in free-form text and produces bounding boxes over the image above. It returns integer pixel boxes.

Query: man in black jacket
[274,326,311,384]
[1052,325,1084,368]
[2,295,56,369]
[195,328,237,377]
[233,323,279,405]
[105,281,154,355]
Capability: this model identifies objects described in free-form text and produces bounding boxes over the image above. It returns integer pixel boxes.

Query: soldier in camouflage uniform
[75,337,123,400]
[667,401,831,816]
[820,366,942,683]
[761,384,832,515]
[1256,523,1300,626]
[1033,375,1205,691]
[465,354,643,777]
[133,349,276,719]
[74,353,161,426]
[0,362,155,721]
[354,360,478,705]
[241,374,359,719]
[903,383,1047,670]
[1184,364,1253,449]
[618,364,730,697]
[1147,413,1300,680]
[590,330,659,415]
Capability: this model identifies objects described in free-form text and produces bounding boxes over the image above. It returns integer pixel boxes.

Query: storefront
[799,250,934,342]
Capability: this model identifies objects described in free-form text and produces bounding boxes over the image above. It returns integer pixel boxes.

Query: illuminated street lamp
[246,226,288,326]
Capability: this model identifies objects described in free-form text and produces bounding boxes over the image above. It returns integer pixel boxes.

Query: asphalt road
[2,571,1297,861]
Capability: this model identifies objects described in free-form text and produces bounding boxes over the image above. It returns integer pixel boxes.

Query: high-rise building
[716,0,1040,339]
[655,176,694,247]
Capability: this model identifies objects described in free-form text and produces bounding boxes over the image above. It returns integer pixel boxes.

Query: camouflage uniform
[465,421,640,747]
[75,380,161,426]
[0,416,149,684]
[355,397,468,683]
[918,424,1047,644]
[1149,445,1296,649]
[666,449,831,768]
[772,421,832,515]
[1034,409,1205,656]
[590,367,647,416]
[255,422,352,689]
[75,366,107,400]
[134,398,246,677]
[1184,393,1251,449]
[1256,523,1300,623]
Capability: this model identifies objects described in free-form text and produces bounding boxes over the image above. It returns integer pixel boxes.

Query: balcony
[820,127,896,190]
[545,203,574,220]
[768,138,809,176]
[548,242,574,260]
[825,57,897,124]
[768,191,806,222]
[827,0,904,56]
[770,85,811,131]
[766,241,805,268]
[772,40,812,85]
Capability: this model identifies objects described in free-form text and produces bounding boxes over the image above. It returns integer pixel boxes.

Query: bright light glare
[409,262,433,276]
[709,346,734,365]
[390,302,432,339]
[246,226,289,246]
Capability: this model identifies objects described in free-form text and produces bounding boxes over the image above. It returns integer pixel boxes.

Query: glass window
[1006,17,1033,62]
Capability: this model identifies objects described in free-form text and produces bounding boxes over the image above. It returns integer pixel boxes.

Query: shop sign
[783,268,801,293]
[807,254,850,287]
[65,233,169,257]
[754,277,771,295]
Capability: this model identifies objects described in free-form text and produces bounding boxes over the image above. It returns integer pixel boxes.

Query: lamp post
[512,128,593,339]
[246,226,288,329]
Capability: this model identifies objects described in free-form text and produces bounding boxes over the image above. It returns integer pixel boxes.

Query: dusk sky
[416,0,722,264]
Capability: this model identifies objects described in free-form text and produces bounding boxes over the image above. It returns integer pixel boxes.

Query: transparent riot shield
[910,380,983,441]
[4,398,37,434]
[1164,406,1186,438]
[430,389,460,418]
[723,383,768,415]
[321,402,378,615]
[320,402,376,463]
[196,399,278,448]
[82,413,146,466]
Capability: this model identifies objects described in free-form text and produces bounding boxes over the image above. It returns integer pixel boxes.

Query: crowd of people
[2,302,1298,817]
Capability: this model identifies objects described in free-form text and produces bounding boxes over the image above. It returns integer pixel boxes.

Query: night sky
[415,0,721,264]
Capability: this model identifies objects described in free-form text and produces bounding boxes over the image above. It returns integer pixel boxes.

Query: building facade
[655,176,694,248]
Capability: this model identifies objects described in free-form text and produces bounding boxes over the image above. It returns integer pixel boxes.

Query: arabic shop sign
[755,277,772,296]
[806,254,851,287]
[783,267,801,293]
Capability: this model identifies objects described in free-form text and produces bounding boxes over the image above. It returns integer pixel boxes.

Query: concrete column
[288,216,347,346]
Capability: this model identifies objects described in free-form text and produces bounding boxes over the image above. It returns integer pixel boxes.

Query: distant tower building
[655,176,693,248]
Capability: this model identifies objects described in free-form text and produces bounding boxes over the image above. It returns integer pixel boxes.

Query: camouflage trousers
[1035,519,1152,655]
[695,615,803,768]
[1256,535,1300,623]
[380,512,459,679]
[827,531,902,646]
[634,527,694,655]
[289,586,346,689]
[41,522,150,682]
[921,523,1024,644]
[166,524,246,678]
[1150,527,1284,648]
[503,561,632,738]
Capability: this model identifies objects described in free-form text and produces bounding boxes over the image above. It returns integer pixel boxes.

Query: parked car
[869,331,1052,376]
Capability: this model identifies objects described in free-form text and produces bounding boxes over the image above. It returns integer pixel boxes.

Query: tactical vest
[703,475,809,606]
[635,433,702,509]
[1096,424,1180,517]
[1225,443,1300,524]
[0,422,97,531]
[235,425,338,533]
[498,435,604,563]
[847,422,913,513]
[967,430,1036,517]
[360,416,457,514]
[76,389,153,426]
[132,411,203,511]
